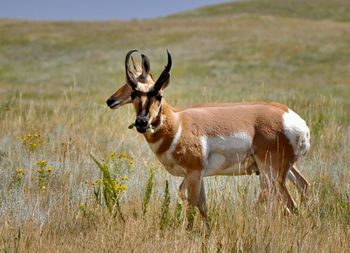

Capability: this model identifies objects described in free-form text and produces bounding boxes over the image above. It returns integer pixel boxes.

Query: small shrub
[8,167,26,190]
[20,133,45,153]
[90,152,133,222]
[36,160,55,192]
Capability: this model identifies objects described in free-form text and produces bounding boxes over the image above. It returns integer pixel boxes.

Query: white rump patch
[283,109,310,156]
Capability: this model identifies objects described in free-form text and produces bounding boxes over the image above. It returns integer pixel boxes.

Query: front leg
[178,178,187,202]
[186,170,207,230]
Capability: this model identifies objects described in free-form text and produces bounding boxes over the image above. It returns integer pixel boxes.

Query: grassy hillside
[0,0,349,252]
[179,0,350,22]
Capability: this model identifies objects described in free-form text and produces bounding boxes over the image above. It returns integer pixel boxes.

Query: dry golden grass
[0,0,350,252]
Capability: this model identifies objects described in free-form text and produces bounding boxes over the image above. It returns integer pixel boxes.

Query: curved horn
[153,50,172,92]
[125,49,139,90]
[141,54,151,79]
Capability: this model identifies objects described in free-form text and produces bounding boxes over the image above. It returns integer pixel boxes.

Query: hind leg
[274,162,297,213]
[248,157,309,198]
[288,165,309,203]
[275,161,297,213]
[254,153,297,213]
[277,178,297,213]
[254,157,274,206]
[249,154,307,207]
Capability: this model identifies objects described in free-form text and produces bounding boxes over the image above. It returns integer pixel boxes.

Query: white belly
[204,153,252,176]
[201,132,253,176]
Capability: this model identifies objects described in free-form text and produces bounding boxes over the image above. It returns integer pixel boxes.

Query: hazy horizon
[0,0,231,21]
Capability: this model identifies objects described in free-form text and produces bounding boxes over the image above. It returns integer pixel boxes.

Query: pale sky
[0,0,231,20]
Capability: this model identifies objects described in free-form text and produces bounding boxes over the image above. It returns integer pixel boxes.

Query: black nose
[135,116,148,127]
[106,98,115,107]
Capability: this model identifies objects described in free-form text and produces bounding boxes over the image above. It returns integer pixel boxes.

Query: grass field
[0,0,350,252]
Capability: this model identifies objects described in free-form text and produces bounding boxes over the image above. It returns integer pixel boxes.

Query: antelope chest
[148,134,186,177]
[157,152,186,177]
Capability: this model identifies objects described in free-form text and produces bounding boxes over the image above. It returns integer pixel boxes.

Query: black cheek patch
[147,90,157,97]
[131,91,137,100]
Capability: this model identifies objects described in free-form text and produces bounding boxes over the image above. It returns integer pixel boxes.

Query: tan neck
[144,99,180,154]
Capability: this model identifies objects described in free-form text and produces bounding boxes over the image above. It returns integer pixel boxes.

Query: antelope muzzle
[135,115,148,133]
[106,97,120,109]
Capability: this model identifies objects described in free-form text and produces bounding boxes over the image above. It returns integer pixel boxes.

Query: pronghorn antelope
[106,53,310,200]
[107,50,311,228]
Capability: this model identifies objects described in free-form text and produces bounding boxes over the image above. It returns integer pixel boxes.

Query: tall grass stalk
[160,180,171,230]
[142,168,154,216]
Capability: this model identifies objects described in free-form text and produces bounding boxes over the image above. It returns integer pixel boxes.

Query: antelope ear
[125,49,139,90]
[153,50,172,92]
[130,55,142,73]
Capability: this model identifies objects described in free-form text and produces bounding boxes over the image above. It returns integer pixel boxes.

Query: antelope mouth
[110,102,121,109]
[135,126,148,133]
[106,99,121,109]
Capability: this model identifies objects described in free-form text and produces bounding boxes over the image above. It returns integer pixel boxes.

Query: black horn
[125,49,139,90]
[141,54,151,79]
[153,50,172,92]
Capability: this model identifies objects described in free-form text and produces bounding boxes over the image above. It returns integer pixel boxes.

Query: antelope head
[106,53,154,109]
[125,50,172,133]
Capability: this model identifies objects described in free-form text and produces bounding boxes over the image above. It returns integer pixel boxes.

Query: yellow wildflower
[118,153,129,159]
[120,185,127,193]
[121,175,128,181]
[94,179,103,185]
[113,183,120,191]
[16,168,25,175]
[108,151,116,159]
[36,160,48,167]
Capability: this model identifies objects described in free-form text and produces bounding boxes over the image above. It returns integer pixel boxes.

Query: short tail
[296,128,310,156]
